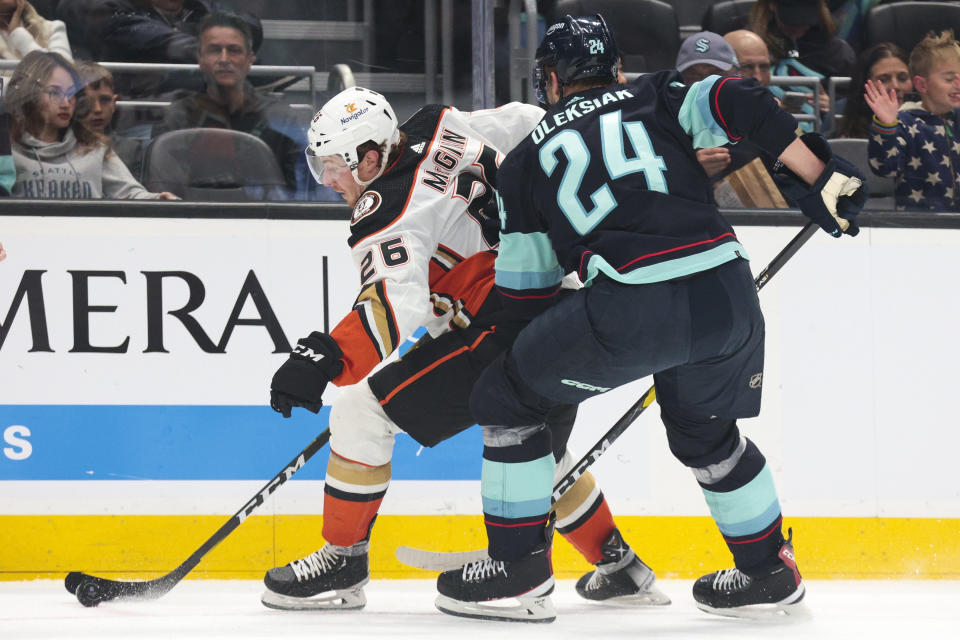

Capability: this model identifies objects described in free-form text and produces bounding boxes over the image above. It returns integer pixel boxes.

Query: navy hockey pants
[471,258,785,570]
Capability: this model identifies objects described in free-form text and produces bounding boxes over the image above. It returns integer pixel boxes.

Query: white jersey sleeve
[329,103,540,386]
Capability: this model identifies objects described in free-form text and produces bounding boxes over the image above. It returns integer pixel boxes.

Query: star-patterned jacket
[868,102,960,211]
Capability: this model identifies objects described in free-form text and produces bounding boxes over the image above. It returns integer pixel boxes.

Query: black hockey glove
[270,331,344,418]
[778,133,868,238]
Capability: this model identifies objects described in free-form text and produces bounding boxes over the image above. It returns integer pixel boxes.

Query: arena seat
[829,137,896,209]
[701,0,755,36]
[142,129,288,202]
[864,2,960,57]
[666,0,717,36]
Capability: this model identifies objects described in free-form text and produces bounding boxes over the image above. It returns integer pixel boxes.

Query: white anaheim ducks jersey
[329,102,544,386]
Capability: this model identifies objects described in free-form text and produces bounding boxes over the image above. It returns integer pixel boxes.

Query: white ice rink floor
[2,579,958,639]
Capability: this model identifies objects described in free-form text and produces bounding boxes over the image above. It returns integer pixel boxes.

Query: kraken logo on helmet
[532,14,620,106]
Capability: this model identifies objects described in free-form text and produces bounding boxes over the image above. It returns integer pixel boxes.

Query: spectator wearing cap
[675,30,739,85]
[675,32,740,178]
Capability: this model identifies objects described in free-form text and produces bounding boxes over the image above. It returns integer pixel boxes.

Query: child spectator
[74,60,146,178]
[867,30,960,211]
[5,50,178,199]
[837,42,912,139]
[0,0,72,64]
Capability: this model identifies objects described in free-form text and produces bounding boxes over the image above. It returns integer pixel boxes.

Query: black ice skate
[575,528,671,606]
[435,533,556,623]
[693,528,806,619]
[261,543,369,611]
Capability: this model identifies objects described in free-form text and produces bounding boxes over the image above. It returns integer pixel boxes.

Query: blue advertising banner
[0,405,483,481]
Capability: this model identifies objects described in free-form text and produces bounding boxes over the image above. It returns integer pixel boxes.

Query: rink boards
[1,216,959,580]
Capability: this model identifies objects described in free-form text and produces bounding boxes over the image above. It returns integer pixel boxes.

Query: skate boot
[575,528,671,606]
[435,529,556,623]
[693,528,806,619]
[261,542,369,611]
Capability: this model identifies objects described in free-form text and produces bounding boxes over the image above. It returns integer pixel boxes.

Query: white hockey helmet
[305,86,401,187]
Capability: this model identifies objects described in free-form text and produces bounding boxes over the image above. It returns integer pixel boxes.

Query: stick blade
[395,545,487,571]
[65,571,89,595]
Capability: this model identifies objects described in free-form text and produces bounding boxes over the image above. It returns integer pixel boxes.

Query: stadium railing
[1,200,956,222]
[0,61,318,109]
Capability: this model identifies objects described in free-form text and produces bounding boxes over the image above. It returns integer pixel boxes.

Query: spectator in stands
[725,30,773,87]
[151,12,314,199]
[675,32,741,178]
[101,0,210,62]
[752,0,855,125]
[0,89,14,195]
[867,30,960,211]
[5,50,179,198]
[0,0,72,63]
[752,0,855,77]
[676,31,739,86]
[828,0,881,54]
[75,60,146,177]
[837,42,911,138]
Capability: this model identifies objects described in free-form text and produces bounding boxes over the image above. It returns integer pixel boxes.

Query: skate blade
[696,583,809,621]
[435,593,556,623]
[600,584,672,607]
[260,586,366,611]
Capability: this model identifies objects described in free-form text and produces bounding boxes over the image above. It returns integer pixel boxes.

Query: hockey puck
[64,571,84,595]
[76,580,104,608]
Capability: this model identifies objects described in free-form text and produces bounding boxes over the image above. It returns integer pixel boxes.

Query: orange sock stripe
[322,492,384,547]
[558,497,616,564]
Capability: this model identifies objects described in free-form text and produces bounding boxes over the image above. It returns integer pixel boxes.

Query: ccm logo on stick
[561,379,611,392]
[3,425,32,460]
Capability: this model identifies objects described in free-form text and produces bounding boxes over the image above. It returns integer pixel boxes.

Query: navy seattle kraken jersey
[495,70,797,317]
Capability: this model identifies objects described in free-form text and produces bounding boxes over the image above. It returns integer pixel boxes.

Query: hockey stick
[396,221,820,571]
[65,427,331,607]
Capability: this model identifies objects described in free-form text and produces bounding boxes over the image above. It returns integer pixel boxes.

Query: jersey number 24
[539,109,667,235]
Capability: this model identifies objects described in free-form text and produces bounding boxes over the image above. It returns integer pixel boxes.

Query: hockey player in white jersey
[262,86,669,611]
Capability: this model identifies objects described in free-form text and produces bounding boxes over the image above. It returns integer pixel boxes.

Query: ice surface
[1,579,958,639]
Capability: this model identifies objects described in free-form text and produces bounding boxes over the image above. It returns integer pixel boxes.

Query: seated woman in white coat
[0,0,73,63]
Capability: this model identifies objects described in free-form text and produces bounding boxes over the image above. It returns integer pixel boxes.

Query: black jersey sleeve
[662,73,799,159]
[492,146,565,321]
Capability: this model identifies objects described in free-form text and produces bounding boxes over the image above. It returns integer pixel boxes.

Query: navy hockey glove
[270,331,344,418]
[778,133,868,237]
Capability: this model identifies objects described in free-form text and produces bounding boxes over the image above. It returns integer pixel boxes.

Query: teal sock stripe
[481,454,554,519]
[702,464,781,538]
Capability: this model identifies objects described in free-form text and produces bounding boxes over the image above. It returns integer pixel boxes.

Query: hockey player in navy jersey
[262,86,669,610]
[435,14,867,623]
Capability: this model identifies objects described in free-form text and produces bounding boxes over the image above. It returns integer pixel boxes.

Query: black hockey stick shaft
[66,427,331,605]
[552,221,818,505]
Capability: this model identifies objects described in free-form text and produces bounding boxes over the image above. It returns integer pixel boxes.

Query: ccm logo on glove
[270,332,344,418]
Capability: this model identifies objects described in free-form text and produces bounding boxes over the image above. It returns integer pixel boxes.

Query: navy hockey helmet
[533,13,620,105]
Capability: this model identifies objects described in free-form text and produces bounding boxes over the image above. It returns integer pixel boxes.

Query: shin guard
[322,452,390,548]
[696,438,784,572]
[552,462,614,564]
[482,426,554,562]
